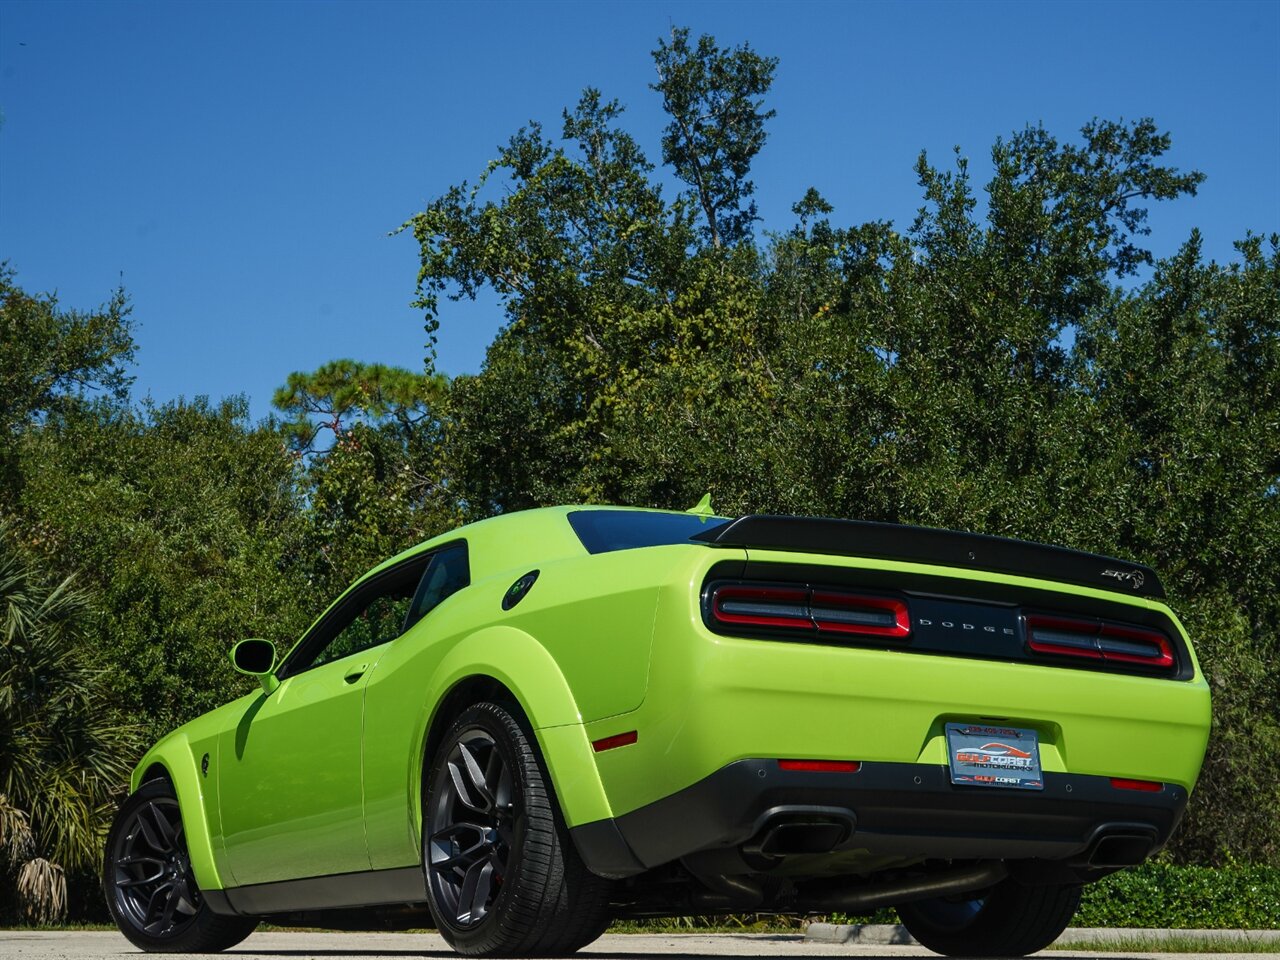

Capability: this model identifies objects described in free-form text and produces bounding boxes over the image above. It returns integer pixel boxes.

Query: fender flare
[414,625,613,829]
[129,735,226,891]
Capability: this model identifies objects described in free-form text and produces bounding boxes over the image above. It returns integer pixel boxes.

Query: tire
[103,779,259,953]
[897,876,1081,957]
[423,701,613,956]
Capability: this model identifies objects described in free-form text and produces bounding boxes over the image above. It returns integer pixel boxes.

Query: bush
[824,864,1280,932]
[1075,863,1280,929]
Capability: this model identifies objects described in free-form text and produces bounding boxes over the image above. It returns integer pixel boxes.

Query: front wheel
[897,876,1080,957]
[423,701,613,956]
[103,779,258,953]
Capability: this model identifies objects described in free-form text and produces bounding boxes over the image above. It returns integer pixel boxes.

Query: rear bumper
[571,759,1188,879]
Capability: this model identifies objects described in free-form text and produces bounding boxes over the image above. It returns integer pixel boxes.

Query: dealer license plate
[945,723,1043,791]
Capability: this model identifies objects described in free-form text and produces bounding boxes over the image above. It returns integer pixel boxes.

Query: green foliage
[0,265,135,434]
[0,530,139,922]
[274,359,448,455]
[409,27,1279,865]
[1074,863,1280,929]
[11,397,312,741]
[651,27,778,248]
[274,359,457,593]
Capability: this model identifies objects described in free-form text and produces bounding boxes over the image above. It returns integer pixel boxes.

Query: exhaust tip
[1089,832,1155,867]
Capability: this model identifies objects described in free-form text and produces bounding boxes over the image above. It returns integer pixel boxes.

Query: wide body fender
[130,724,228,891]
[363,623,613,870]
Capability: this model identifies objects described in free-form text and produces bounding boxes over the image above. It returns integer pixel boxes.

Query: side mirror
[230,638,279,694]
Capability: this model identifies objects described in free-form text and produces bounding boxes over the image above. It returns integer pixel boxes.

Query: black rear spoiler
[690,515,1165,600]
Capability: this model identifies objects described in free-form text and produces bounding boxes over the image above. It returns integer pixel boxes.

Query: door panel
[217,644,388,885]
[361,544,471,869]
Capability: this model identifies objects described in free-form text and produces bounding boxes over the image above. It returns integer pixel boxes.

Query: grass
[1054,935,1280,953]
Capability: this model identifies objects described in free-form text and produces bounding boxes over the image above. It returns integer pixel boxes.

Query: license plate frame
[945,723,1044,791]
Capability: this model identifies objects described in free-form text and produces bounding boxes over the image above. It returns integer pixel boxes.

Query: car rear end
[574,512,1211,895]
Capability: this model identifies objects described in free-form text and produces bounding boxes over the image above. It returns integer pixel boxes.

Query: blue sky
[2,0,1277,421]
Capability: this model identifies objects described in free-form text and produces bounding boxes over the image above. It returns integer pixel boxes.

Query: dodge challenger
[102,505,1211,956]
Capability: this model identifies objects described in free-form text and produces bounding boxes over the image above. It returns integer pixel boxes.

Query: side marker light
[592,731,638,752]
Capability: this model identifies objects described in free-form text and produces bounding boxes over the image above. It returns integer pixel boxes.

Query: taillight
[712,585,810,629]
[811,591,910,639]
[1096,623,1175,668]
[1025,614,1174,670]
[708,583,910,642]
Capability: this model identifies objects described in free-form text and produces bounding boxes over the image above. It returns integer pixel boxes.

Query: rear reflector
[1110,777,1164,793]
[592,731,638,752]
[1025,614,1174,670]
[710,583,910,642]
[778,759,861,773]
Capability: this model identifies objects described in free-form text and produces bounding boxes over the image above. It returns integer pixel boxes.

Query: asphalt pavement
[1,930,1274,960]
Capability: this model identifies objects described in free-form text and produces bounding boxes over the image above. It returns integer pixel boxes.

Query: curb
[803,923,1280,946]
[804,925,917,945]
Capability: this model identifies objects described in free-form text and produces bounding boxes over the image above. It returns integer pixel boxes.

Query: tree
[651,27,777,248]
[404,31,784,513]
[13,397,313,741]
[0,529,138,922]
[274,360,457,591]
[407,28,1278,863]
[0,265,134,492]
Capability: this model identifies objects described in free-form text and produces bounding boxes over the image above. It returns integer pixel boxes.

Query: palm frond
[17,857,67,925]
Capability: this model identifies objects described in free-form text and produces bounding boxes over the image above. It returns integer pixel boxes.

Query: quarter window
[403,542,469,633]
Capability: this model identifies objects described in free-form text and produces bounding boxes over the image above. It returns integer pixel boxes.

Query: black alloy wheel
[109,796,201,938]
[427,728,515,927]
[103,779,258,953]
[423,701,613,956]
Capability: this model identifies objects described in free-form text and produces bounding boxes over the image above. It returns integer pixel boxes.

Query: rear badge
[945,723,1043,791]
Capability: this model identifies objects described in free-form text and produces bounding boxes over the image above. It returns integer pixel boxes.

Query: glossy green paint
[216,644,383,884]
[587,548,1211,818]
[131,720,229,892]
[127,506,1212,894]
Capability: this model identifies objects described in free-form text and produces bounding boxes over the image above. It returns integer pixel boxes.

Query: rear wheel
[423,701,613,956]
[103,779,258,952]
[897,876,1080,957]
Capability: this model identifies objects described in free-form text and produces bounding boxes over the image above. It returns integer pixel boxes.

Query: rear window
[567,509,729,555]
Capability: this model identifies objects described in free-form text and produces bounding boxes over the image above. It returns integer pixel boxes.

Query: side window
[403,543,469,633]
[311,589,413,670]
[285,557,427,676]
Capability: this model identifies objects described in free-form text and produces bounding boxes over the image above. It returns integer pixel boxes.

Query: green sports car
[103,505,1211,957]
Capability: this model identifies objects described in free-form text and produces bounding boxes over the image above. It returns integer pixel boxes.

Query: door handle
[343,663,369,684]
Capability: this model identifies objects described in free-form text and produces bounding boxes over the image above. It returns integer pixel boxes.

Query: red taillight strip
[1097,623,1175,669]
[778,759,861,773]
[1024,614,1173,670]
[1025,614,1104,660]
[712,585,811,629]
[1110,777,1164,793]
[592,731,638,752]
[811,591,910,639]
[710,583,910,641]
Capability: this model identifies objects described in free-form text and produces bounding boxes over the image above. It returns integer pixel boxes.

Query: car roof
[356,504,697,587]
